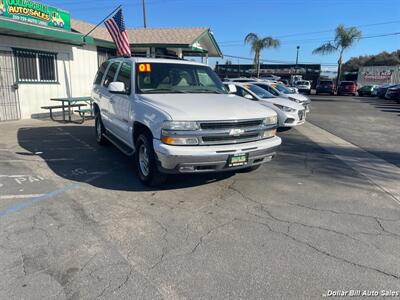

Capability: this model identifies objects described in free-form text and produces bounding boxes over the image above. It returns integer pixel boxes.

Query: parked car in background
[337,81,357,96]
[260,74,280,81]
[253,82,311,112]
[385,85,400,102]
[372,86,379,96]
[295,80,311,95]
[357,85,378,97]
[316,80,335,95]
[226,77,259,83]
[92,57,281,186]
[225,82,306,128]
[376,84,398,99]
[278,79,289,86]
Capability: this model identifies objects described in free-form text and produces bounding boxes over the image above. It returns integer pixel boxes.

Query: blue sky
[46,0,399,68]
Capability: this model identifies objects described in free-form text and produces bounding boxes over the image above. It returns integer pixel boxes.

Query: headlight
[263,115,277,125]
[162,121,199,131]
[274,104,296,112]
[161,121,200,145]
[288,96,301,103]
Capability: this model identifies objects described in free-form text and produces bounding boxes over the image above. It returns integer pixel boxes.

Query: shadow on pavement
[17,125,233,192]
[16,123,399,194]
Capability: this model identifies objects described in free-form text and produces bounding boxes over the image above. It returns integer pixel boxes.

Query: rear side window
[94,61,108,85]
[103,62,120,88]
[116,63,132,94]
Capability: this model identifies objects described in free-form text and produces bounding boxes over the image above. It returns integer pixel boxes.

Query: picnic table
[46,96,94,123]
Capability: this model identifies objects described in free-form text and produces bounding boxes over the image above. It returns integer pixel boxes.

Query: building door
[0,51,20,121]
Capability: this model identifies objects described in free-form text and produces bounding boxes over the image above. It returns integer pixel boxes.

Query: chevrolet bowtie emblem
[229,128,245,136]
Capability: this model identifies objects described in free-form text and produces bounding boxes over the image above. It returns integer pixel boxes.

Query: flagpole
[83,5,122,42]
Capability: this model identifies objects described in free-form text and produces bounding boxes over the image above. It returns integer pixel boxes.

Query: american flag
[105,8,131,56]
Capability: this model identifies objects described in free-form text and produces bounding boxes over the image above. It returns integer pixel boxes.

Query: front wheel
[95,114,108,145]
[135,133,166,187]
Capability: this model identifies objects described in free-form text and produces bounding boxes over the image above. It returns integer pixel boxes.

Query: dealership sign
[361,70,393,81]
[0,0,70,30]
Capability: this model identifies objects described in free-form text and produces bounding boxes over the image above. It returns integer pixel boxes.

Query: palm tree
[313,25,362,90]
[244,33,280,78]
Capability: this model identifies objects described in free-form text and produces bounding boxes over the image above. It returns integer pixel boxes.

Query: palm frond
[244,33,259,45]
[312,42,337,55]
[335,25,362,49]
[261,37,280,49]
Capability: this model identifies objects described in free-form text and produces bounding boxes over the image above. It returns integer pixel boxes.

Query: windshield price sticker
[138,64,151,73]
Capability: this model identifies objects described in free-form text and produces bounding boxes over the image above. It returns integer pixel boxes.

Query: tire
[135,133,166,187]
[95,113,109,145]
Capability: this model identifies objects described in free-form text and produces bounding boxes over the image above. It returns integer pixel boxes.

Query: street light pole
[142,0,147,28]
[295,45,300,69]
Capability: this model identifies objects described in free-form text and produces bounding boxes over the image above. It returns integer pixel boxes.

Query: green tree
[244,33,280,78]
[313,25,362,88]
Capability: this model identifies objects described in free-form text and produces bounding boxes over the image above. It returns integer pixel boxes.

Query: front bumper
[298,88,311,94]
[280,110,306,127]
[154,136,282,173]
[316,88,334,93]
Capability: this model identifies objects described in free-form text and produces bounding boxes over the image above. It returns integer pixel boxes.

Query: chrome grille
[298,110,305,120]
[200,120,263,130]
[198,119,274,145]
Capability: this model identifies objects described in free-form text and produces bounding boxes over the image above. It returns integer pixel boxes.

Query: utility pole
[295,45,300,71]
[142,0,147,28]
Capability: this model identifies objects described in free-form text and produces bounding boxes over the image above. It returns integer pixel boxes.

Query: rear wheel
[95,113,108,145]
[135,133,166,187]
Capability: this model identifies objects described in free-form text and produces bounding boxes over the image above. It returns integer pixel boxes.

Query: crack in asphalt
[226,180,400,280]
[287,202,400,222]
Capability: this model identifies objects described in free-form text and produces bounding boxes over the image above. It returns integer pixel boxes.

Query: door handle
[109,99,115,103]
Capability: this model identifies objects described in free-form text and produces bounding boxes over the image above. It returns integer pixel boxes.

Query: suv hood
[140,93,276,121]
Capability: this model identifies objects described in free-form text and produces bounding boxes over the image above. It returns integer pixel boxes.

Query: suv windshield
[274,84,292,94]
[136,62,227,94]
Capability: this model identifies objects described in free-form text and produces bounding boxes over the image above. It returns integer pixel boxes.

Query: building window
[14,49,58,83]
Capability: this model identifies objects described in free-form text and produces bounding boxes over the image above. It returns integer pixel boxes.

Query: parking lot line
[296,122,400,205]
[0,194,45,200]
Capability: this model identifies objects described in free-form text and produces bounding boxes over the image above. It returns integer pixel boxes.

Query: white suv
[91,57,281,186]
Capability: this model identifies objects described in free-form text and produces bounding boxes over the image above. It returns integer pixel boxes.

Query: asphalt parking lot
[0,95,399,299]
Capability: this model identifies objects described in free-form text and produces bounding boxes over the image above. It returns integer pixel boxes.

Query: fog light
[161,136,199,145]
[262,129,276,138]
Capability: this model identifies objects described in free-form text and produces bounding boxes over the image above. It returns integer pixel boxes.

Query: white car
[252,82,311,112]
[92,57,281,186]
[225,82,306,128]
[295,80,311,95]
[226,77,261,83]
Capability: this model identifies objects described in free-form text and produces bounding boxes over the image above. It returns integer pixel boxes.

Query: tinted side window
[94,61,109,84]
[103,62,120,87]
[116,63,132,94]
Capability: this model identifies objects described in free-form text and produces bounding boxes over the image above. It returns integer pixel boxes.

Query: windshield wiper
[183,89,224,94]
[142,88,185,93]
